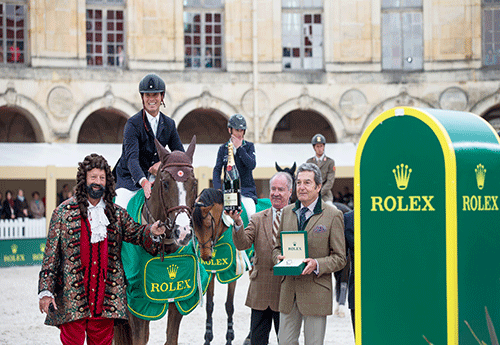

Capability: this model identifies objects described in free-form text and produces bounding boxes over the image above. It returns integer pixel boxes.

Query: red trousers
[60,317,114,345]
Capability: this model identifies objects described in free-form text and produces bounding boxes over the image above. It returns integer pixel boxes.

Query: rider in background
[212,113,257,217]
[114,73,184,209]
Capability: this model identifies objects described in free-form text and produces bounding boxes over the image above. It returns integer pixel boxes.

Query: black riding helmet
[228,114,247,130]
[139,73,165,94]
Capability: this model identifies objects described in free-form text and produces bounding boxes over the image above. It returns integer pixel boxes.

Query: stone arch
[177,108,228,144]
[0,88,50,142]
[171,91,238,129]
[262,93,345,143]
[69,93,138,143]
[470,88,500,118]
[363,91,435,131]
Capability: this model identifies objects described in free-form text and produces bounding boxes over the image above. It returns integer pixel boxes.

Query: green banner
[0,238,46,267]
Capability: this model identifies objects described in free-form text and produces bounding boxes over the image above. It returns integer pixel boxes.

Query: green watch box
[273,231,308,276]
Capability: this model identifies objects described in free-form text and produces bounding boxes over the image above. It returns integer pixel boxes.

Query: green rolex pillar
[355,107,500,345]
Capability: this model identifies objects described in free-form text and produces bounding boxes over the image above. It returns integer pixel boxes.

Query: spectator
[57,184,70,205]
[30,191,45,219]
[0,191,3,218]
[343,186,353,208]
[3,190,16,219]
[14,189,29,218]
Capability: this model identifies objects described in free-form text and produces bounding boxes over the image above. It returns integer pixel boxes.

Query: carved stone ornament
[47,86,74,119]
[439,87,468,111]
[339,89,367,119]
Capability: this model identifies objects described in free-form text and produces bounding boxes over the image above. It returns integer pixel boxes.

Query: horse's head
[192,188,228,262]
[275,161,297,203]
[148,135,197,247]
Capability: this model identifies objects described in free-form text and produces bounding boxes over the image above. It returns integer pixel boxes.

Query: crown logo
[212,249,217,258]
[40,243,46,253]
[167,264,179,280]
[293,241,297,246]
[393,164,412,190]
[475,164,486,190]
[11,244,18,254]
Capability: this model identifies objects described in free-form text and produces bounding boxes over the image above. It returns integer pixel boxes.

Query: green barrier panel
[355,107,500,345]
[0,238,46,267]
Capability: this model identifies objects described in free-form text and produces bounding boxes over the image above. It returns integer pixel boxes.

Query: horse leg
[164,303,183,345]
[123,310,150,345]
[204,276,215,345]
[225,280,237,345]
[113,321,132,345]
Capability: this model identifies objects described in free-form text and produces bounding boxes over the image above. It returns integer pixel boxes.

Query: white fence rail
[0,218,46,239]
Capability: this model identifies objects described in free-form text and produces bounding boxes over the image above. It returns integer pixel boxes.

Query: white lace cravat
[87,199,110,243]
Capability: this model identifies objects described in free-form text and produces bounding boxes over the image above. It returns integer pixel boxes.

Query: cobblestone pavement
[0,265,355,345]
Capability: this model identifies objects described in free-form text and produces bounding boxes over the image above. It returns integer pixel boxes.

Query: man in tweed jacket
[38,154,166,345]
[272,162,346,345]
[230,172,293,345]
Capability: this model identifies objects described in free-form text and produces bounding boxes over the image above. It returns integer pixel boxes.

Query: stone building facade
[1,0,500,147]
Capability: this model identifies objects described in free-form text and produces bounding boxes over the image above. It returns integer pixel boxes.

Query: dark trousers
[250,307,280,345]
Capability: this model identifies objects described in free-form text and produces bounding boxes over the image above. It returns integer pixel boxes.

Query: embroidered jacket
[38,197,159,326]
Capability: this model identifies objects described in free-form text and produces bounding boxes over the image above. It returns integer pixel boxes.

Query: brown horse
[192,188,237,345]
[113,135,198,345]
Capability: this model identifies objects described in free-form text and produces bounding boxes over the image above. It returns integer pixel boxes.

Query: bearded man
[38,153,166,345]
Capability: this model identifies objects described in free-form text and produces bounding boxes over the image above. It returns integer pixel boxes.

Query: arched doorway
[77,108,127,143]
[0,106,40,142]
[272,109,336,143]
[177,108,228,144]
[482,105,500,132]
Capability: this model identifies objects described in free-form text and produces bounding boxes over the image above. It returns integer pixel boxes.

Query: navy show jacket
[115,110,184,191]
[212,140,257,203]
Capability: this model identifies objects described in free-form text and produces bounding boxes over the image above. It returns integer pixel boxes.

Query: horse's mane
[192,188,223,228]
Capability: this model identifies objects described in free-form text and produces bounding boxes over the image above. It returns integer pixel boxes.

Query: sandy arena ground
[0,265,355,345]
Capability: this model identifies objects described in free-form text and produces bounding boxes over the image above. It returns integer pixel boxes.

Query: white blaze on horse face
[176,181,192,243]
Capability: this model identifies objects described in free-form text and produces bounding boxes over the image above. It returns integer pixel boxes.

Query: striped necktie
[273,210,281,246]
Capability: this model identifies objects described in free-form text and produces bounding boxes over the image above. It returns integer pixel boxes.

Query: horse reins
[194,202,220,250]
[144,161,195,261]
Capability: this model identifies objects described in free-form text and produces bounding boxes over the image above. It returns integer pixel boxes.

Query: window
[0,3,26,65]
[282,0,323,70]
[184,0,224,70]
[86,0,125,67]
[483,0,500,67]
[381,0,423,70]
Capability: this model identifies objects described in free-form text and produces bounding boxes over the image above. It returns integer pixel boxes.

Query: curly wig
[75,153,117,224]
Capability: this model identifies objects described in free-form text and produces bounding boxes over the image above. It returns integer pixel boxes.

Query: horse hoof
[242,338,251,345]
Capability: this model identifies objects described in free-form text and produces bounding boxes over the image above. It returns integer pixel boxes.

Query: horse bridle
[194,201,221,250]
[144,161,194,260]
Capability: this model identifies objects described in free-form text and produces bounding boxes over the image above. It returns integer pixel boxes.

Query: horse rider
[38,153,166,345]
[306,133,336,205]
[212,113,258,217]
[114,73,184,209]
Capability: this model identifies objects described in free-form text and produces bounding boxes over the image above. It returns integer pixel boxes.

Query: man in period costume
[114,73,184,209]
[229,172,293,345]
[306,133,336,204]
[272,162,346,345]
[38,153,166,345]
